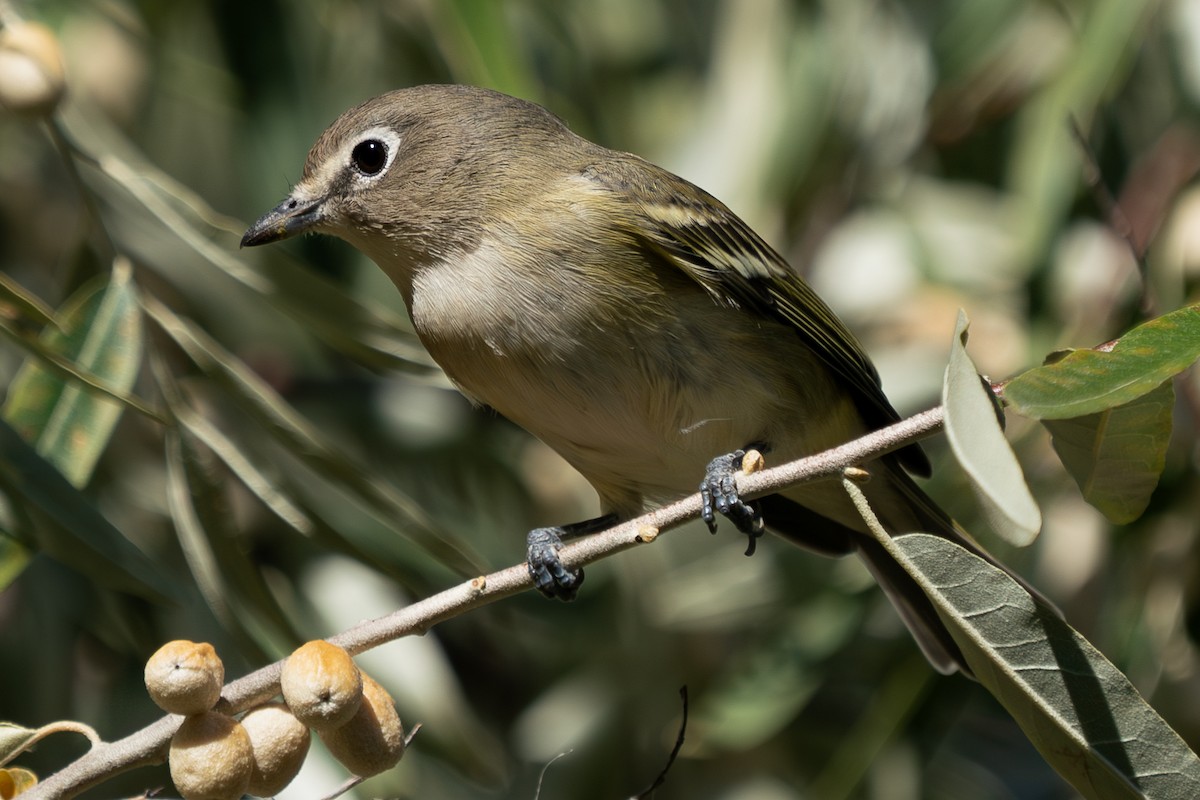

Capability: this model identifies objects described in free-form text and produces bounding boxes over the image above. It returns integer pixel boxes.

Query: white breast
[401,235,861,517]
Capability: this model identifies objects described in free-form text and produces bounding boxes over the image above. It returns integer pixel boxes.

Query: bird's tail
[763,460,1051,677]
[853,532,967,675]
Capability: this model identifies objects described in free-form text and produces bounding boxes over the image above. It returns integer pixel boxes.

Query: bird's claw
[527,527,584,600]
[700,450,765,556]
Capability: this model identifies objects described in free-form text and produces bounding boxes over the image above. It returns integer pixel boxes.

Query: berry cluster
[144,639,407,799]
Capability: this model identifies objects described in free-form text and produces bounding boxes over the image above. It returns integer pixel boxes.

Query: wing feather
[584,158,931,476]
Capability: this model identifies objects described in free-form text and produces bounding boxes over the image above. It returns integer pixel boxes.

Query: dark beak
[240,195,325,248]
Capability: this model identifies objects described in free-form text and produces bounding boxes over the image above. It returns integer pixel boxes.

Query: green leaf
[162,424,292,661]
[1007,0,1156,269]
[437,1,540,98]
[0,272,58,330]
[942,310,1041,546]
[0,723,37,767]
[142,296,485,577]
[0,320,158,421]
[171,401,443,592]
[0,418,176,603]
[892,533,1200,800]
[1044,381,1173,524]
[0,482,34,594]
[87,148,434,375]
[0,537,32,594]
[2,260,144,487]
[1004,305,1200,420]
[174,407,317,537]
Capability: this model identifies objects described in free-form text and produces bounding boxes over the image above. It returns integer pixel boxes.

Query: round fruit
[144,640,224,715]
[280,640,363,731]
[168,711,253,800]
[241,702,311,796]
[318,672,406,777]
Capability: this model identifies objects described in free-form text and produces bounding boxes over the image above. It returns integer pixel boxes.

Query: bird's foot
[526,514,617,601]
[527,527,583,600]
[700,449,765,556]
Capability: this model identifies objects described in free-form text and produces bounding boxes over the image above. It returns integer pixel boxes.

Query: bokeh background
[1,1,1198,798]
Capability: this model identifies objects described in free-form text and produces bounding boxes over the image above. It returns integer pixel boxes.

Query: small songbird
[243,84,1026,675]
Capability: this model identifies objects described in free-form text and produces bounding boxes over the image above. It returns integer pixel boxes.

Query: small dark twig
[631,686,689,799]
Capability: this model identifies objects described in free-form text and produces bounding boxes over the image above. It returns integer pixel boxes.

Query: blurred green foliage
[1,1,1199,798]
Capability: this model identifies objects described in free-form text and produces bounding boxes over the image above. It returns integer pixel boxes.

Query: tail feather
[883,462,1055,610]
[762,459,1053,677]
[854,535,967,675]
[759,491,971,675]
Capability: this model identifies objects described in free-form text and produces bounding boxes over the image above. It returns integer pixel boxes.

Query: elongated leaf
[163,424,294,661]
[142,296,485,576]
[0,537,31,593]
[1044,381,1173,524]
[150,345,300,653]
[943,311,1040,545]
[1005,305,1200,419]
[0,321,157,420]
[0,272,58,330]
[175,406,316,537]
[82,141,434,374]
[172,402,443,592]
[892,532,1200,800]
[2,260,144,487]
[437,0,540,98]
[163,426,257,653]
[0,722,38,766]
[0,477,35,593]
[1008,0,1156,268]
[154,338,447,591]
[0,418,176,602]
[0,265,166,599]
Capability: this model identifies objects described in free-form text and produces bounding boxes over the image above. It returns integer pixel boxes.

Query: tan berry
[144,640,224,715]
[0,21,66,116]
[318,672,406,777]
[280,640,362,731]
[241,702,311,797]
[169,711,253,800]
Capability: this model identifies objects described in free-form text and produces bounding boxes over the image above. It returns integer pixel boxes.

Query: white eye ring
[346,127,401,180]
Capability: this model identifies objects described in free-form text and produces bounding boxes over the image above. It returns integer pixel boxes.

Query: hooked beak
[240,194,325,247]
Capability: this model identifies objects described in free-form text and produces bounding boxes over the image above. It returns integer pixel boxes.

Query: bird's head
[241,84,580,269]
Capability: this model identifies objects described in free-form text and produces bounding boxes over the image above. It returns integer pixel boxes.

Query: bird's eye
[351,139,388,176]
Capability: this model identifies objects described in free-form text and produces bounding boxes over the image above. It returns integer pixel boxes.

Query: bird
[242,84,1033,675]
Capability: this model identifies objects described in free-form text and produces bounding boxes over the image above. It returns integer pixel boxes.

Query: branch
[26,406,946,799]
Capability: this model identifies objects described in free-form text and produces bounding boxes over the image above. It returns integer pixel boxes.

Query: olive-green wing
[584,157,931,476]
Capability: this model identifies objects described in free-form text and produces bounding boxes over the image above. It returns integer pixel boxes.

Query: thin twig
[45,119,118,267]
[314,774,364,800]
[631,686,689,799]
[25,406,946,800]
[533,750,574,800]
